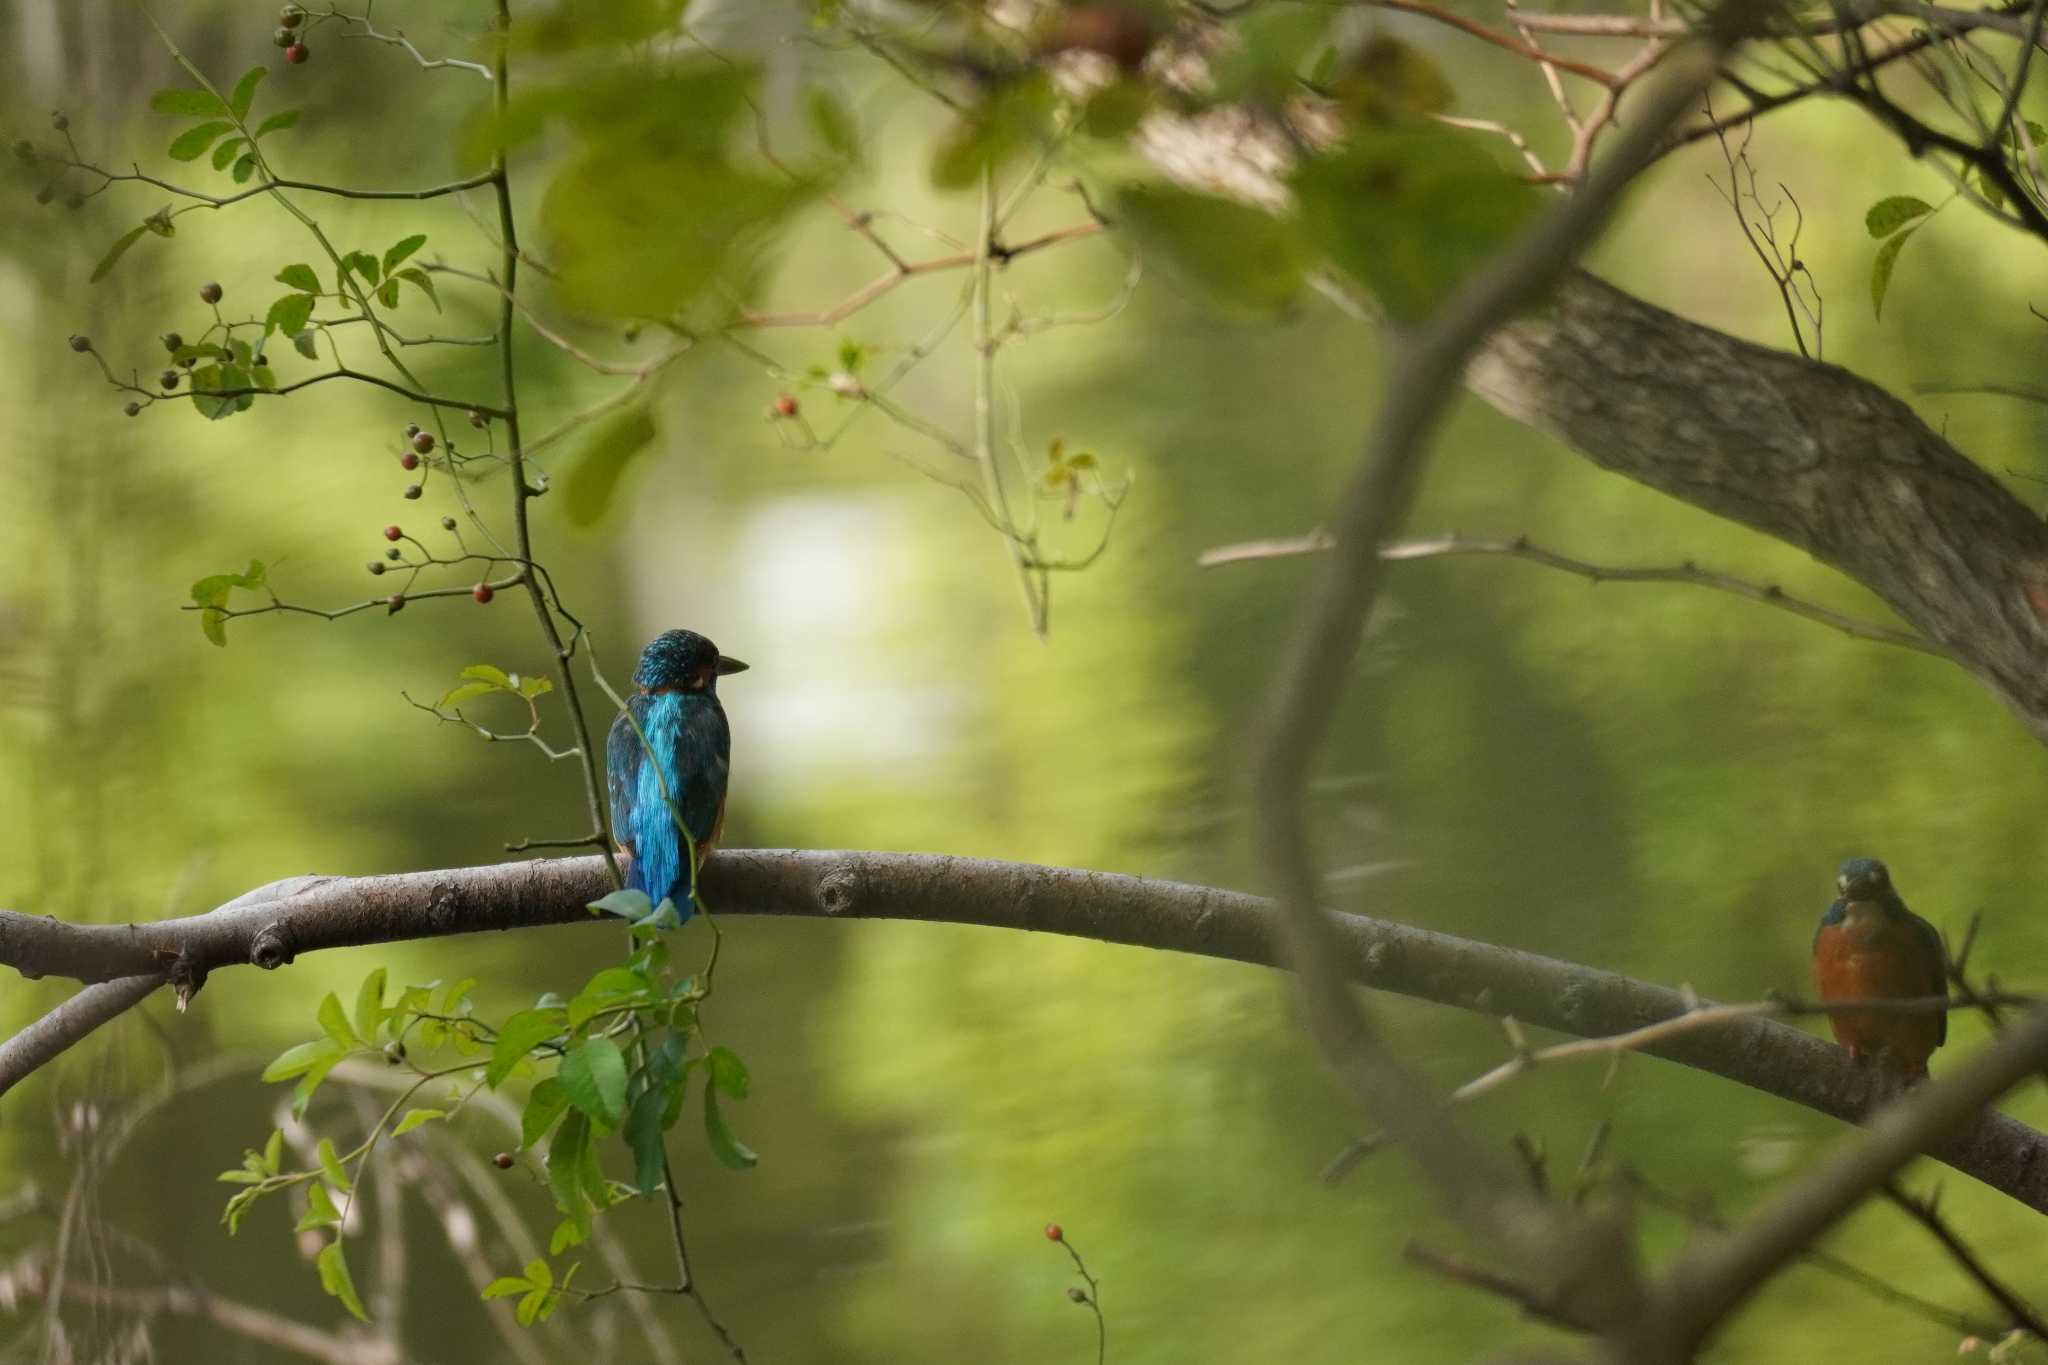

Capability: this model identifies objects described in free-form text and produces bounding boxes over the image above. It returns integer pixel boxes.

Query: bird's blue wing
[605,702,644,851]
[672,696,732,858]
[621,694,731,917]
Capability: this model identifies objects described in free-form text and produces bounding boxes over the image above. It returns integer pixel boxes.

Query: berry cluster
[271,5,310,66]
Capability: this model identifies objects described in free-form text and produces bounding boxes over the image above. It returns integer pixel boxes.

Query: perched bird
[1811,857,1948,1079]
[606,629,747,920]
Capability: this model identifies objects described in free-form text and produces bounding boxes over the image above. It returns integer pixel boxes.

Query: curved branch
[4,849,2048,1214]
[0,977,160,1098]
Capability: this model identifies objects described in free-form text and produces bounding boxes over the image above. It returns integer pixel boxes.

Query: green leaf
[143,204,176,238]
[563,401,657,526]
[187,362,251,422]
[231,153,257,185]
[482,1273,532,1301]
[190,557,266,644]
[559,1037,629,1129]
[1865,195,1936,238]
[295,1181,342,1232]
[929,75,1056,191]
[625,1086,672,1193]
[266,292,315,338]
[521,1077,572,1148]
[383,233,427,274]
[1112,184,1306,317]
[343,250,381,285]
[547,1110,592,1215]
[437,681,500,710]
[1871,223,1923,320]
[808,88,860,163]
[263,1128,283,1175]
[1291,127,1544,322]
[167,120,233,162]
[568,966,650,1029]
[292,1050,342,1117]
[316,1241,369,1322]
[488,1006,568,1088]
[351,968,387,1042]
[89,226,149,284]
[291,329,320,361]
[1337,34,1456,122]
[276,262,321,293]
[550,1217,586,1254]
[392,1107,447,1137]
[703,1085,757,1170]
[1210,6,1331,102]
[222,1187,261,1234]
[254,108,301,138]
[517,675,553,699]
[317,992,358,1049]
[217,1167,264,1185]
[461,664,513,687]
[378,278,401,309]
[228,65,266,120]
[316,1137,352,1194]
[396,266,440,311]
[150,87,227,117]
[261,1038,336,1082]
[589,888,653,921]
[212,137,246,171]
[705,1045,749,1099]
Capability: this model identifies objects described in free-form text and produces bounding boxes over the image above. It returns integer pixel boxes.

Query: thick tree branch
[1466,272,2048,739]
[5,850,2048,1215]
[0,977,160,1098]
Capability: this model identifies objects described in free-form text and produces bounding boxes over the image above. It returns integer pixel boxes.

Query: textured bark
[1469,272,2048,738]
[3,849,2045,1214]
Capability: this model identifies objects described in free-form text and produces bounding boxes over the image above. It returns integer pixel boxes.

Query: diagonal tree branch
[6,849,2048,1215]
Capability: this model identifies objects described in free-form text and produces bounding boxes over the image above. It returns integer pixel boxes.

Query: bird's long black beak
[716,655,749,675]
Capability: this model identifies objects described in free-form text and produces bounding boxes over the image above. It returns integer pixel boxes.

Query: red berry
[411,431,435,454]
[472,582,494,605]
[400,451,420,471]
[492,1152,514,1170]
[199,281,222,304]
[285,42,309,64]
[1044,1223,1063,1242]
[383,525,403,541]
[775,394,798,417]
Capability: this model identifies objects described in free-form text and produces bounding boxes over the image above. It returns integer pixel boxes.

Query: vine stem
[971,168,1045,635]
[489,0,620,889]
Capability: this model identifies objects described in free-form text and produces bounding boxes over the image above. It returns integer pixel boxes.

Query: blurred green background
[5,3,2048,1362]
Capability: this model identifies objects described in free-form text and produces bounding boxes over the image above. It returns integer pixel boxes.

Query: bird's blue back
[607,690,730,918]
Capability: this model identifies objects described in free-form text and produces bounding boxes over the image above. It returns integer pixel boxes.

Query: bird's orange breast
[1812,909,1942,1076]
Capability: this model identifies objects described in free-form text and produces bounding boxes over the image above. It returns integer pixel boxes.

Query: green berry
[160,369,180,390]
[162,332,183,352]
[199,281,223,305]
[67,334,90,353]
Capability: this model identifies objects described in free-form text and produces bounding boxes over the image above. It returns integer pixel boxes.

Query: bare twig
[1883,1182,2048,1340]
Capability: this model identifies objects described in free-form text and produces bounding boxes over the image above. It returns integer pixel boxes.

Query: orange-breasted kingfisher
[1811,857,1948,1079]
[605,629,747,921]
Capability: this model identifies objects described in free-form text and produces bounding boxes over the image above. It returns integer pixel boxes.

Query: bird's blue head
[1836,857,1895,901]
[633,629,748,694]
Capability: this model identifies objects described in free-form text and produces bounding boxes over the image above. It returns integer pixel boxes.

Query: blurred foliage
[3,1,2048,1362]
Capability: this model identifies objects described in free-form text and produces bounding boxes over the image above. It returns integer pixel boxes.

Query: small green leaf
[291,329,320,361]
[261,1038,336,1083]
[392,1107,447,1137]
[460,663,514,688]
[262,1129,283,1175]
[588,888,653,921]
[517,675,553,700]
[89,226,149,284]
[266,292,315,338]
[625,1086,672,1193]
[488,1007,568,1088]
[396,267,440,311]
[547,1110,592,1215]
[292,1051,341,1117]
[212,137,246,171]
[705,1045,749,1099]
[521,1077,572,1148]
[254,108,301,138]
[316,1138,352,1194]
[437,681,500,710]
[378,278,401,309]
[352,968,387,1043]
[222,1186,261,1234]
[150,87,227,117]
[549,1218,585,1254]
[1865,195,1936,238]
[703,1085,757,1170]
[316,1241,369,1322]
[482,1273,532,1301]
[143,204,176,238]
[317,992,359,1049]
[343,250,382,285]
[383,233,427,274]
[559,1037,629,1129]
[231,154,257,185]
[167,120,233,162]
[564,401,657,526]
[228,65,266,120]
[276,262,321,293]
[295,1181,342,1232]
[1871,223,1923,320]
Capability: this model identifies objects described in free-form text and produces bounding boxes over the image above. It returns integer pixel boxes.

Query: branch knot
[249,923,293,971]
